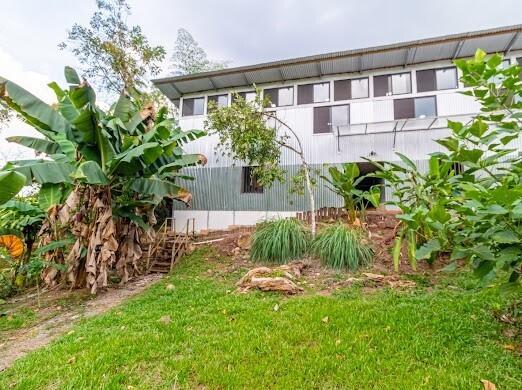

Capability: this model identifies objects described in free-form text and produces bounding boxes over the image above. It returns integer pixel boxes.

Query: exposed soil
[0,273,163,372]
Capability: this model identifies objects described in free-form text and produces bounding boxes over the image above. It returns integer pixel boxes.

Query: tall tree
[205,91,318,235]
[59,0,166,96]
[170,28,230,76]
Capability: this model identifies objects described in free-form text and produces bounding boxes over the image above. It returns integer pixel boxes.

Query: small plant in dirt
[311,222,373,270]
[250,218,309,264]
[322,162,380,223]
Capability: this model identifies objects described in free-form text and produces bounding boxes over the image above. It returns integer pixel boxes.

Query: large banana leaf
[38,183,63,211]
[0,200,42,215]
[157,154,205,174]
[0,171,26,205]
[128,178,191,204]
[71,161,109,185]
[6,136,60,155]
[10,161,74,185]
[109,142,163,175]
[0,76,70,135]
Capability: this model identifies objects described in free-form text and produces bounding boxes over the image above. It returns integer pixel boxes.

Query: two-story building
[153,24,522,232]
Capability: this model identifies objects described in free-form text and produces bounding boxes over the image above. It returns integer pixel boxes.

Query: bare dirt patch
[0,273,163,372]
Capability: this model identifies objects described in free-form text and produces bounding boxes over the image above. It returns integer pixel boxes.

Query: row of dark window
[182,58,521,117]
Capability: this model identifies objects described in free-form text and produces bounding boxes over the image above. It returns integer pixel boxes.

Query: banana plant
[0,197,46,283]
[321,163,381,223]
[0,67,206,293]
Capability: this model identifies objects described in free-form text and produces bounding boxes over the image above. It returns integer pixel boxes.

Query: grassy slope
[0,248,519,389]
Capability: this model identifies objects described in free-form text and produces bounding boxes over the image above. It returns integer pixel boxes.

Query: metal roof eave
[152,24,522,101]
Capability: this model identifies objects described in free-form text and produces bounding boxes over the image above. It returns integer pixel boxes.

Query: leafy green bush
[250,218,309,264]
[311,222,373,270]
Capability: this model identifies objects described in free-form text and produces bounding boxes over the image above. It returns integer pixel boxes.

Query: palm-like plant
[0,67,206,292]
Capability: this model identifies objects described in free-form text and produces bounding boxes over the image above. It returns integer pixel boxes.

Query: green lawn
[1,247,519,389]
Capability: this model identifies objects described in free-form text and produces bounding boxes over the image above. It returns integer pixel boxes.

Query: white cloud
[0,47,55,164]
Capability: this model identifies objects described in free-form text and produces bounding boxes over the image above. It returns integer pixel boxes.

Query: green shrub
[311,222,373,270]
[250,218,309,264]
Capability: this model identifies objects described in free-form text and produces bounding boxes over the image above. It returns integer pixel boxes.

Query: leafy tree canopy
[170,28,230,76]
[59,0,166,95]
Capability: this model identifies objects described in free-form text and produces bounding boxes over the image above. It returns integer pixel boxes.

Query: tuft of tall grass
[311,222,373,270]
[250,218,309,264]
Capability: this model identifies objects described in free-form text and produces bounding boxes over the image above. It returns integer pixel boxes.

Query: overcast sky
[0,0,521,158]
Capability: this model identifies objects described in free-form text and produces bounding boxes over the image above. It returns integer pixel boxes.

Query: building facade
[153,25,522,232]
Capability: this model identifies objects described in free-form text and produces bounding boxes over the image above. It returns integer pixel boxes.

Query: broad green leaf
[0,200,41,215]
[114,210,149,232]
[0,171,26,205]
[157,154,204,174]
[10,161,74,185]
[395,153,417,170]
[64,66,81,85]
[128,178,191,203]
[71,161,109,185]
[39,183,63,210]
[492,230,519,244]
[0,77,70,135]
[6,136,60,155]
[53,133,76,162]
[113,93,132,122]
[343,163,360,180]
[415,238,441,260]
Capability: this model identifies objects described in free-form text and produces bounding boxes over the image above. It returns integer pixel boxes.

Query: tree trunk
[301,159,316,236]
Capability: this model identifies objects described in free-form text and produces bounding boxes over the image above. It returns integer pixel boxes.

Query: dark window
[207,94,228,112]
[334,78,368,101]
[452,163,464,175]
[241,167,263,193]
[393,98,414,120]
[297,82,329,104]
[334,79,351,101]
[263,86,294,107]
[182,97,205,116]
[374,72,411,97]
[417,67,457,92]
[373,75,389,98]
[232,91,256,104]
[394,96,437,119]
[416,70,436,92]
[313,104,349,134]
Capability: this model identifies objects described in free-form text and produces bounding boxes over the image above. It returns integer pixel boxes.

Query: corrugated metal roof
[153,24,522,100]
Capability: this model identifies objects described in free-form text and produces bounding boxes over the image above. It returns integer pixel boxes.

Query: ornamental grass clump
[311,222,373,270]
[250,218,309,264]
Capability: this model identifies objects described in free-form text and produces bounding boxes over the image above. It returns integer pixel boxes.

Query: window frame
[297,82,330,105]
[181,97,205,117]
[417,67,458,92]
[232,90,256,104]
[333,77,369,101]
[241,166,264,194]
[373,72,412,97]
[393,96,437,120]
[313,104,350,135]
[263,86,294,107]
[207,94,229,112]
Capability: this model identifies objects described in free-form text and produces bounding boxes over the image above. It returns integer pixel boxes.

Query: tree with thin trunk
[205,90,317,235]
[58,0,170,111]
[170,28,230,76]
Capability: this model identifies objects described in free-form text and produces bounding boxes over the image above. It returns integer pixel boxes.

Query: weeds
[250,218,309,264]
[311,222,373,270]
